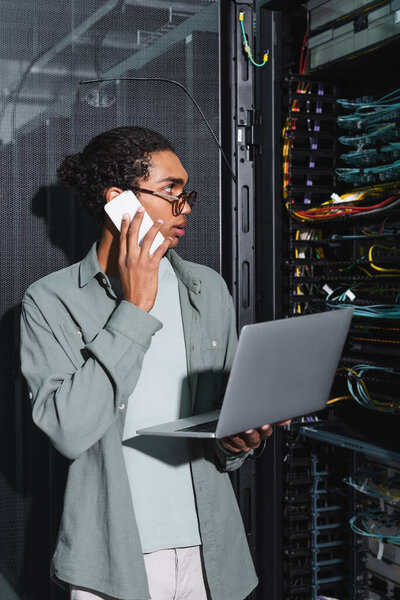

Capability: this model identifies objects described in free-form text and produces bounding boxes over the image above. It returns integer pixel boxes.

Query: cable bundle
[289,188,400,221]
[338,122,400,147]
[344,468,400,505]
[337,90,400,190]
[292,229,325,314]
[341,142,400,166]
[344,364,400,413]
[349,509,400,545]
[325,287,400,317]
[323,244,400,277]
[282,34,337,210]
[330,223,400,240]
[337,160,400,184]
[337,88,400,129]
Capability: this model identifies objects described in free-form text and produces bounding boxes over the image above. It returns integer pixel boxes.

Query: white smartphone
[104,189,165,255]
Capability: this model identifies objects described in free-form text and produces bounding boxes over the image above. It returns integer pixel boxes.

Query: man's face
[135,150,191,248]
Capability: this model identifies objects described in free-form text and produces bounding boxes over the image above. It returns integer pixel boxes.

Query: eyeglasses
[130,186,197,217]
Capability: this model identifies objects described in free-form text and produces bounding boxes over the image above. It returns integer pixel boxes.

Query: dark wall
[0,3,221,598]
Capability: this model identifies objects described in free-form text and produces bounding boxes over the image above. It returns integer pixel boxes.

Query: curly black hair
[57,126,174,222]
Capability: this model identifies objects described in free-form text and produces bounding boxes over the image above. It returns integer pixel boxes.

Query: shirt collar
[166,249,201,295]
[79,242,201,295]
[79,242,105,287]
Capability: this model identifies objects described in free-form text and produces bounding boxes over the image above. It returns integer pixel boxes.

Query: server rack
[257,2,400,599]
[2,1,399,599]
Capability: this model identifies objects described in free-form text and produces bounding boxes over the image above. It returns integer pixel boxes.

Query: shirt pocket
[200,336,225,371]
[197,336,225,411]
[59,324,97,369]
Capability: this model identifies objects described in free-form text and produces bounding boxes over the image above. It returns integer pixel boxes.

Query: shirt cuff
[106,300,163,348]
[215,439,253,459]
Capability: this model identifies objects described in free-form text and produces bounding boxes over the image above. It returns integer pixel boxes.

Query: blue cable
[346,364,400,413]
[344,472,400,504]
[350,510,400,545]
[325,288,400,319]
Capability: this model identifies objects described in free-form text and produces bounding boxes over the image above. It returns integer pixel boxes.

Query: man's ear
[104,187,124,203]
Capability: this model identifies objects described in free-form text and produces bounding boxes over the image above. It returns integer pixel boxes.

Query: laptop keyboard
[178,419,219,433]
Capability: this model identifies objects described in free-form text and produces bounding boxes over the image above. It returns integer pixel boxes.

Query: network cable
[337,88,400,111]
[338,122,400,148]
[324,287,400,318]
[337,160,400,185]
[368,244,400,274]
[341,142,400,166]
[337,89,400,130]
[344,469,400,504]
[293,229,324,314]
[350,509,400,545]
[334,243,400,277]
[288,193,400,221]
[338,104,400,130]
[331,226,400,240]
[344,364,400,413]
[327,373,400,413]
[282,31,309,202]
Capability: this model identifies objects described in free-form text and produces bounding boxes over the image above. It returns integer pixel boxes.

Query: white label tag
[377,541,384,560]
[345,289,356,301]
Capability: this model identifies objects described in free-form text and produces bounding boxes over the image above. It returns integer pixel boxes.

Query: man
[20,126,285,600]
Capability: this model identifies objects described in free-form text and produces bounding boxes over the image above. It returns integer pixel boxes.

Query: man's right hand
[118,207,173,312]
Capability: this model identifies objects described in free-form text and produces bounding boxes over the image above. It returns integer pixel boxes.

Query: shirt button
[77,330,82,338]
[212,340,217,347]
[102,277,107,286]
[28,392,33,400]
[119,404,125,410]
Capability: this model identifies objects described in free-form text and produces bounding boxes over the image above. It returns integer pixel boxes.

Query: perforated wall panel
[0,2,221,598]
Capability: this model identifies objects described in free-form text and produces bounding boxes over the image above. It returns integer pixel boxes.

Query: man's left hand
[220,420,291,453]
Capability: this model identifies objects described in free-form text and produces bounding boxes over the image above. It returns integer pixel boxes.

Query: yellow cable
[327,396,352,405]
[368,244,400,274]
[353,324,400,331]
[353,336,400,344]
[345,264,374,277]
[345,368,372,402]
[335,366,400,411]
[315,229,325,259]
[354,266,372,277]
[282,118,290,199]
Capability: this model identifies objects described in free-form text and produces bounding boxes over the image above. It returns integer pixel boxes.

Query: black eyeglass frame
[130,186,197,216]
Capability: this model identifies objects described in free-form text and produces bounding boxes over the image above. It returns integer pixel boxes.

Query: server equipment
[2,1,400,599]
[307,0,400,71]
[258,1,400,598]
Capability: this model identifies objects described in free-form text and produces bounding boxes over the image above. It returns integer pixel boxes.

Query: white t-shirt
[114,258,201,553]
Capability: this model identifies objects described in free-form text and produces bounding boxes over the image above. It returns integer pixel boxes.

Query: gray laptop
[136,309,353,439]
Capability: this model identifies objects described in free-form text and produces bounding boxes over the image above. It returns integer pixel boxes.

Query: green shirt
[20,242,258,600]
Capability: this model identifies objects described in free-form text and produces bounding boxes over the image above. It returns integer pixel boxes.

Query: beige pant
[70,546,209,600]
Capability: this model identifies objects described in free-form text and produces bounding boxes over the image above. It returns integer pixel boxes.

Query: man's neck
[97,223,120,279]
